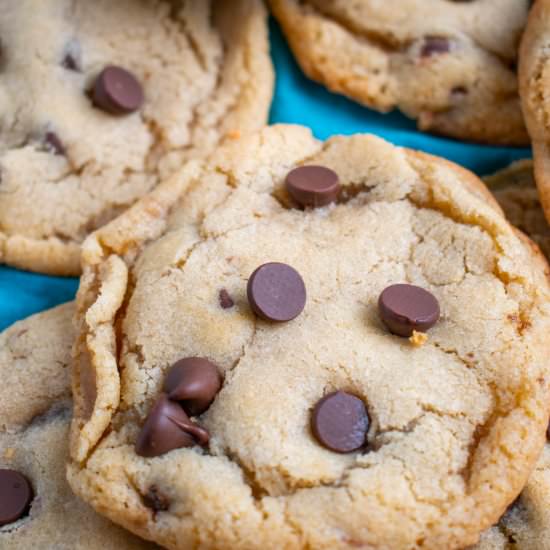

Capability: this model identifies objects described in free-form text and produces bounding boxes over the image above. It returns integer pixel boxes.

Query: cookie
[484,160,550,261]
[465,161,550,549]
[0,303,157,549]
[0,0,273,276]
[270,0,529,145]
[472,443,550,550]
[68,125,550,549]
[519,0,550,225]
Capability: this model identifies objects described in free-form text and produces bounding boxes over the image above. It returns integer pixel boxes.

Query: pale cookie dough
[0,303,158,549]
[69,125,550,549]
[0,0,273,276]
[270,0,529,145]
[519,0,550,225]
[484,160,550,261]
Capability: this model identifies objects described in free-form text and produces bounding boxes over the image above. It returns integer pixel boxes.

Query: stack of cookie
[2,2,550,549]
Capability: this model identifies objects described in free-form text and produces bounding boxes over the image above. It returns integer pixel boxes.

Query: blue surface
[0,19,532,331]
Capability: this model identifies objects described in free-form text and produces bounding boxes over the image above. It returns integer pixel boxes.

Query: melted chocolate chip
[247,262,306,322]
[311,391,369,453]
[164,357,222,416]
[135,394,209,458]
[285,165,340,208]
[62,54,79,71]
[219,288,234,309]
[420,37,451,57]
[44,132,65,155]
[143,486,170,513]
[378,284,440,337]
[91,65,144,115]
[451,86,468,98]
[0,469,33,526]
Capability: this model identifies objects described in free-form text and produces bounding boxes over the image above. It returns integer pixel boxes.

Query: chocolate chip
[91,65,144,115]
[219,288,234,309]
[44,132,65,155]
[135,394,209,458]
[285,165,340,208]
[143,486,170,513]
[62,54,79,71]
[0,469,33,526]
[378,284,440,337]
[164,357,222,416]
[420,37,451,57]
[451,86,468,98]
[311,391,369,453]
[247,262,306,322]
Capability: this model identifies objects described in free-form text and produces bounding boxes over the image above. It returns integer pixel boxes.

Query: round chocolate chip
[164,357,222,416]
[135,394,209,458]
[247,262,306,322]
[285,165,340,208]
[91,65,144,115]
[378,284,440,337]
[420,36,451,57]
[0,469,33,526]
[311,391,369,453]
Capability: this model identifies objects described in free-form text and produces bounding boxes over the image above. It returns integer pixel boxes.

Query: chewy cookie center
[116,165,516,499]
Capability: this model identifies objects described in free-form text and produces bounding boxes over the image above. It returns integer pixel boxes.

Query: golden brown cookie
[0,0,273,275]
[519,0,550,226]
[0,303,158,549]
[271,0,529,145]
[484,160,550,261]
[472,444,550,550]
[467,161,550,550]
[69,125,550,549]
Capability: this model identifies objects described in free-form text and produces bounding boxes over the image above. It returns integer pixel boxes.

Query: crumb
[226,129,241,140]
[409,330,428,347]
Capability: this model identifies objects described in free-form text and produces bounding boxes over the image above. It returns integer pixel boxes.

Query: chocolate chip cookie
[473,442,550,550]
[484,160,550,261]
[69,125,550,549]
[520,0,550,225]
[466,162,550,549]
[270,0,529,145]
[0,302,158,548]
[0,0,273,276]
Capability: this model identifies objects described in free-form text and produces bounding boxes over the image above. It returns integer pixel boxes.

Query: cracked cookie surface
[69,125,550,549]
[0,0,273,275]
[0,303,158,549]
[520,0,550,226]
[270,0,529,145]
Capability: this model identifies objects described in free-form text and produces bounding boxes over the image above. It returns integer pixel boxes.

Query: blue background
[0,20,531,331]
